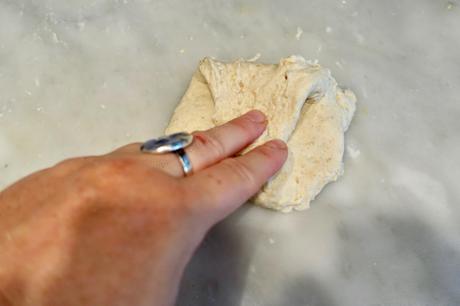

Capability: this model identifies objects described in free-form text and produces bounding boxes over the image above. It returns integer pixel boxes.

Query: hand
[0,110,287,306]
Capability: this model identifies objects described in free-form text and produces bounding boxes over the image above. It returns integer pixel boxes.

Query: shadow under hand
[268,277,337,306]
[175,206,256,306]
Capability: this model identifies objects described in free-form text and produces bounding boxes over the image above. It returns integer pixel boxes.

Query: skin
[0,110,287,306]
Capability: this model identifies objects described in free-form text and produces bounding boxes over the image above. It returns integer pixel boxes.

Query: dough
[166,56,356,212]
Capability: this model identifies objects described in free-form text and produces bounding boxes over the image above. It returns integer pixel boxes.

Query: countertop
[1,0,459,305]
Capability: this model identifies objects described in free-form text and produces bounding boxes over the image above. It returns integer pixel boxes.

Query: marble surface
[1,0,460,305]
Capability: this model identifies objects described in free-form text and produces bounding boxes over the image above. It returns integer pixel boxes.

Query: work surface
[1,0,459,305]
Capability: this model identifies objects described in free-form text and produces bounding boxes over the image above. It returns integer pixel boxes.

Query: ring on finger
[140,132,194,176]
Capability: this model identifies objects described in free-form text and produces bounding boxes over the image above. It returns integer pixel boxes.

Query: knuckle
[161,180,186,206]
[168,183,193,216]
[62,158,193,232]
[55,156,91,170]
[67,158,145,215]
[95,157,137,178]
[79,157,140,191]
[257,145,277,160]
[229,121,253,141]
[72,177,100,208]
[221,158,255,187]
[232,113,265,136]
[231,117,252,132]
[193,131,226,157]
[64,173,103,219]
[52,156,98,178]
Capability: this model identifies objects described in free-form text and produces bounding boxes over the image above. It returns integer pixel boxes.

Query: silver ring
[140,132,194,176]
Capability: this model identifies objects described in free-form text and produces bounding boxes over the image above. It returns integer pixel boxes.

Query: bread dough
[166,56,356,212]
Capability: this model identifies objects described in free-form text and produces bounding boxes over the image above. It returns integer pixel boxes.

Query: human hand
[0,110,287,306]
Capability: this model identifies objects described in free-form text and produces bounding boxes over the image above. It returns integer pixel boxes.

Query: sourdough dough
[166,56,356,212]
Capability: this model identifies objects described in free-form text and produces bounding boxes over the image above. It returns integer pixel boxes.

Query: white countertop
[1,0,460,305]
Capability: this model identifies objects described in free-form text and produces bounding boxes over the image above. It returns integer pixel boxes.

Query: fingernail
[266,139,287,150]
[246,110,266,123]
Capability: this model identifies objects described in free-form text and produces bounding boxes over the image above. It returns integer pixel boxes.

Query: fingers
[113,110,268,177]
[182,139,288,222]
[186,110,267,173]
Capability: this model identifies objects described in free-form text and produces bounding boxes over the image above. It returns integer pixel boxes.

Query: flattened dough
[166,56,356,212]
